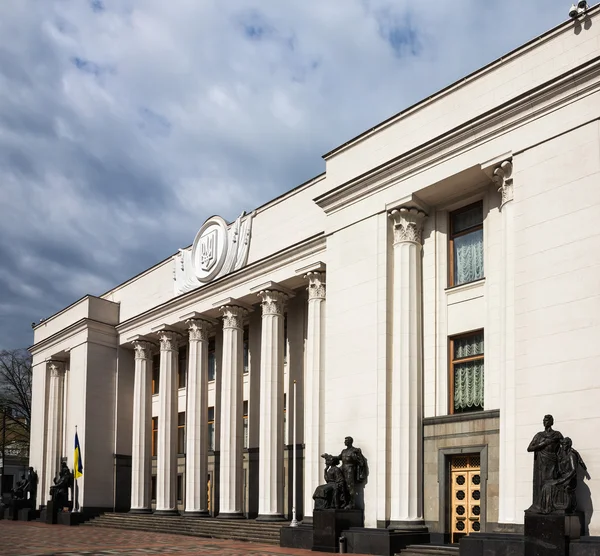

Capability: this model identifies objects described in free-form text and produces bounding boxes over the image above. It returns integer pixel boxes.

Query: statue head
[344,436,354,447]
[321,453,340,466]
[543,415,554,428]
[561,437,573,450]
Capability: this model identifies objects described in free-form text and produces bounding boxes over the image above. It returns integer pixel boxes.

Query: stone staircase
[399,544,459,556]
[84,513,287,545]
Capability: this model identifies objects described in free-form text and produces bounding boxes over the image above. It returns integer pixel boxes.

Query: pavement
[0,521,373,556]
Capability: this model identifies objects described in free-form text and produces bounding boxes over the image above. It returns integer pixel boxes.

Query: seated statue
[539,437,586,514]
[313,454,349,510]
[11,474,28,501]
[50,462,73,511]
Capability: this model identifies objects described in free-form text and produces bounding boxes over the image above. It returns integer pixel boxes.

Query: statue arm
[527,433,546,452]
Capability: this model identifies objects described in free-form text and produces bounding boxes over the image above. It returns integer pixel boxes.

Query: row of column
[129,274,326,519]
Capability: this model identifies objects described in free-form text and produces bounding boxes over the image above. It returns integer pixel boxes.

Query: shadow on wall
[576,464,593,535]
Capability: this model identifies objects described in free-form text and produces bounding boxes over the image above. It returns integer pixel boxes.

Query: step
[400,545,459,556]
[84,514,286,545]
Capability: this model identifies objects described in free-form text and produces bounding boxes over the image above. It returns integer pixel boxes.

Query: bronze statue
[527,414,563,513]
[313,454,348,510]
[50,462,73,511]
[337,436,366,510]
[26,467,38,509]
[10,474,27,500]
[539,437,587,514]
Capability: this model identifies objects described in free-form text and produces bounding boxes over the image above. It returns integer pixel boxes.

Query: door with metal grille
[450,454,482,543]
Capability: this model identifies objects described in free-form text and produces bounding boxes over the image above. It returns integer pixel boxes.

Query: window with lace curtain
[449,202,484,287]
[450,331,484,414]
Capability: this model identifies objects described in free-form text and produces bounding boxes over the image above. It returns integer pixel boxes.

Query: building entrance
[450,454,482,544]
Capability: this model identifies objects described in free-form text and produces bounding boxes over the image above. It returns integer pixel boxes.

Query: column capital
[258,290,288,316]
[157,330,182,352]
[389,207,427,245]
[133,340,156,360]
[187,318,213,342]
[47,360,65,377]
[305,271,326,301]
[493,159,514,209]
[220,305,248,330]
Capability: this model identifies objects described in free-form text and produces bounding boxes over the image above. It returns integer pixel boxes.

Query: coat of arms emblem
[200,230,218,271]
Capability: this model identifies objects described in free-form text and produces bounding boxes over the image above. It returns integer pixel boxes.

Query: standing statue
[10,474,27,500]
[338,437,367,510]
[313,454,349,510]
[527,415,563,512]
[26,467,38,509]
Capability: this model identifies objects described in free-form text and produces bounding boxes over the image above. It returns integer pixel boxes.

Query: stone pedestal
[45,500,59,524]
[57,511,86,526]
[345,527,430,556]
[312,509,364,553]
[280,524,314,550]
[18,508,37,521]
[524,512,584,556]
[460,532,525,556]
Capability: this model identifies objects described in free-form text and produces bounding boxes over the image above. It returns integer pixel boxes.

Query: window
[152,417,158,457]
[178,346,187,389]
[152,355,160,395]
[177,474,184,503]
[450,331,484,414]
[243,327,249,374]
[243,401,249,449]
[208,407,215,451]
[178,412,186,454]
[151,475,157,501]
[208,340,216,382]
[449,202,484,287]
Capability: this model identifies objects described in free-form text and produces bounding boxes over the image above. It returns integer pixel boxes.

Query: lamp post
[291,380,298,527]
[1,408,6,499]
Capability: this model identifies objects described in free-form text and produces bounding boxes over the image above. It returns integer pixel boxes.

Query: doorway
[450,454,482,544]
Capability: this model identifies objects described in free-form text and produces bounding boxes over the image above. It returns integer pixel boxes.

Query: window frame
[449,329,485,415]
[178,345,187,389]
[448,201,484,288]
[243,401,249,450]
[177,412,186,455]
[208,406,215,452]
[208,339,216,382]
[152,355,160,395]
[151,417,158,457]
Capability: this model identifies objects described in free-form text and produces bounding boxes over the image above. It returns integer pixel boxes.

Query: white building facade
[29,8,600,542]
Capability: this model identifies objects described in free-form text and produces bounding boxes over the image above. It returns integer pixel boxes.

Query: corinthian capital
[158,330,181,352]
[389,207,427,245]
[220,305,248,330]
[306,271,326,301]
[258,290,288,316]
[132,340,156,360]
[493,159,513,209]
[47,361,65,378]
[187,318,212,342]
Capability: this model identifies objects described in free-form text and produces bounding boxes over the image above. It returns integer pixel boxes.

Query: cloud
[0,0,572,349]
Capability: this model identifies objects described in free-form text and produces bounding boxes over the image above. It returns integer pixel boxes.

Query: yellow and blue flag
[74,431,83,479]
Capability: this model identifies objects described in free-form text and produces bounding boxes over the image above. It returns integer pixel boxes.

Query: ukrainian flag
[74,431,83,479]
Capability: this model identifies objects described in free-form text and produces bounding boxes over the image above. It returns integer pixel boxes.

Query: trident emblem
[200,230,218,271]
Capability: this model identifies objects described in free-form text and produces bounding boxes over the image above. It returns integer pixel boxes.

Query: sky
[0,0,580,350]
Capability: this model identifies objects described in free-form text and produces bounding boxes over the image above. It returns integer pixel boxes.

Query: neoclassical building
[29,6,600,544]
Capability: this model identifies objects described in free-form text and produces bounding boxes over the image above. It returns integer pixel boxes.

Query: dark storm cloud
[0,0,573,349]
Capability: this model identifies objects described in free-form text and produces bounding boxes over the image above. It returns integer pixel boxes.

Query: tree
[0,349,32,455]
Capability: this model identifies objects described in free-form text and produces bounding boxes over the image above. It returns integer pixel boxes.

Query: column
[130,339,155,513]
[155,330,180,514]
[184,317,213,515]
[388,207,427,530]
[256,289,288,521]
[218,304,248,518]
[302,272,326,522]
[495,160,518,525]
[44,361,65,504]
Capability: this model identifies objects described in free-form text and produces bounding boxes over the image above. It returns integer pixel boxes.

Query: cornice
[116,233,326,338]
[29,318,118,356]
[315,56,600,215]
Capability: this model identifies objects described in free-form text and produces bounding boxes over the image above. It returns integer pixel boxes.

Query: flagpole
[74,425,79,513]
[291,380,298,527]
